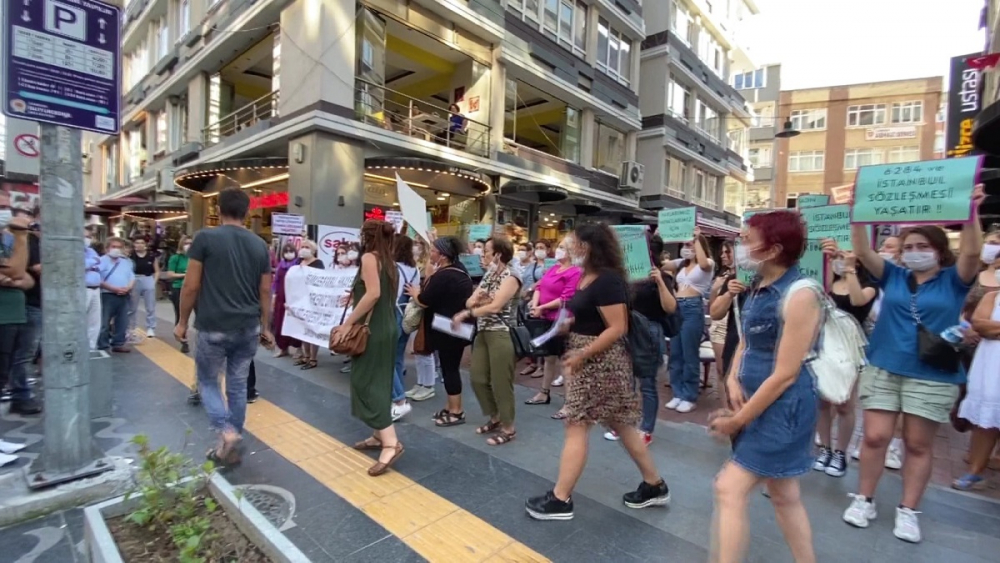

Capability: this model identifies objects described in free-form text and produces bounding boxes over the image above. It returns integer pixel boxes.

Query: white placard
[281,265,357,347]
[385,210,404,233]
[271,213,306,236]
[396,174,429,242]
[316,225,361,270]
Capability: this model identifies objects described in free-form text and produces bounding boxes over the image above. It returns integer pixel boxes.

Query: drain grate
[234,486,293,530]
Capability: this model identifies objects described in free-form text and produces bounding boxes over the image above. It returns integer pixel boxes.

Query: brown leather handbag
[329,279,374,356]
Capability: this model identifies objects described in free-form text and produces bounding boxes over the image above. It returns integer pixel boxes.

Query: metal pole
[31,124,104,487]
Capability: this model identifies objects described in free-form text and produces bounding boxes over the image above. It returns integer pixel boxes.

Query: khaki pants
[471,330,516,427]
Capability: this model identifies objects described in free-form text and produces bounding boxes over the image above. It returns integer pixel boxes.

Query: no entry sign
[14,133,40,157]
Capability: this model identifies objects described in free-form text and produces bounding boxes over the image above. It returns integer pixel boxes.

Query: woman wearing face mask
[525,236,581,408]
[708,241,736,395]
[951,229,1000,490]
[843,186,985,544]
[708,210,821,563]
[517,240,549,377]
[290,240,325,370]
[334,246,352,269]
[166,236,192,353]
[390,235,420,422]
[472,239,486,256]
[346,243,361,267]
[662,228,715,413]
[271,243,300,359]
[405,238,439,402]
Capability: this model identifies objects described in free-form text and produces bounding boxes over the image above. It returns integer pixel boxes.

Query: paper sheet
[530,307,569,348]
[431,314,474,341]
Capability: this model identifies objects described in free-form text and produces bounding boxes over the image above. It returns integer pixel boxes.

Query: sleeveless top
[476,264,521,332]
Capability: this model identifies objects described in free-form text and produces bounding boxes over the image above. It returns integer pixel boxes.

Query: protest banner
[397,174,431,241]
[282,265,357,348]
[316,225,361,270]
[797,194,830,209]
[800,204,852,251]
[271,213,306,236]
[467,224,492,241]
[458,254,485,277]
[800,239,826,284]
[407,211,433,240]
[544,258,557,270]
[384,210,404,233]
[657,207,697,243]
[612,225,651,282]
[851,156,983,224]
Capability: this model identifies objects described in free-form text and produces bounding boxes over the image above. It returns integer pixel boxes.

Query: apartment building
[774,77,945,208]
[636,0,759,236]
[729,63,779,211]
[87,0,650,240]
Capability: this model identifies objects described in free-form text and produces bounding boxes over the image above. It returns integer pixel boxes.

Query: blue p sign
[44,0,87,41]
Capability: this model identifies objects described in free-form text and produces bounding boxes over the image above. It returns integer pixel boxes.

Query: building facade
[87,0,653,242]
[635,0,759,235]
[774,77,945,208]
[730,63,779,211]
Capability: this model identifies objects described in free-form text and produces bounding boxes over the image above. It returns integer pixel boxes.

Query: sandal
[487,430,516,446]
[519,364,538,377]
[300,359,318,370]
[431,409,450,421]
[292,357,306,366]
[353,435,382,451]
[952,473,987,491]
[476,420,501,434]
[525,390,551,405]
[434,411,466,427]
[551,410,568,420]
[206,435,242,466]
[368,442,405,477]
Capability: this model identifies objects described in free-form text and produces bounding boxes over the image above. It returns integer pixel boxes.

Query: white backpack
[782,279,868,404]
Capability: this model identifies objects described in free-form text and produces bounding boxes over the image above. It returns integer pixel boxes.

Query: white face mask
[878,251,896,262]
[901,251,937,272]
[183,244,191,253]
[735,245,762,272]
[108,248,122,259]
[680,248,694,260]
[554,248,567,261]
[980,243,1000,264]
[84,237,92,247]
[516,250,527,261]
[283,252,295,260]
[299,248,313,259]
[412,248,422,261]
[347,250,359,260]
[534,249,547,260]
[832,259,845,276]
[472,247,483,256]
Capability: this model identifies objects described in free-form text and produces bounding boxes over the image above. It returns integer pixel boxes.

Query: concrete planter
[83,473,310,563]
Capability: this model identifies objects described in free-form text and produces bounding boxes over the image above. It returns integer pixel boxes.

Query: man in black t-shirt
[129,238,159,338]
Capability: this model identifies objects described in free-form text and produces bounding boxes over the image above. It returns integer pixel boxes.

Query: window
[178,0,190,38]
[734,69,766,90]
[748,147,772,168]
[668,79,692,120]
[525,0,539,21]
[934,131,945,154]
[704,176,721,209]
[512,0,585,56]
[543,0,558,39]
[698,33,724,76]
[693,169,706,200]
[666,157,687,195]
[788,150,824,172]
[671,3,692,45]
[844,148,883,170]
[562,106,581,163]
[170,101,187,151]
[557,1,572,44]
[847,104,886,127]
[891,101,923,124]
[753,102,774,127]
[696,99,719,141]
[593,122,625,174]
[155,111,167,153]
[790,109,826,131]
[936,103,946,122]
[573,1,586,53]
[887,146,920,164]
[104,141,118,192]
[156,19,169,60]
[596,19,632,86]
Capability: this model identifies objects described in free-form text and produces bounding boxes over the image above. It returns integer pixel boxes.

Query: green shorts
[858,365,959,424]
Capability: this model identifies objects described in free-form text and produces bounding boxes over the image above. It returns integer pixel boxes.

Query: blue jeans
[668,297,705,403]
[195,327,259,434]
[392,309,408,402]
[639,321,664,433]
[98,293,130,349]
[0,321,32,401]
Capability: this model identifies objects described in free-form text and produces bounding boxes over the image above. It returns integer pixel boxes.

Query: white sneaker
[675,400,696,413]
[404,385,421,399]
[851,448,861,461]
[893,506,922,543]
[884,446,903,470]
[552,376,564,387]
[843,493,877,528]
[391,402,412,421]
[665,398,682,410]
[814,432,821,446]
[146,328,156,338]
[411,386,436,402]
[603,431,620,441]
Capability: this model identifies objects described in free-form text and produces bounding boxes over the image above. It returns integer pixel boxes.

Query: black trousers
[436,343,466,397]
[169,287,181,325]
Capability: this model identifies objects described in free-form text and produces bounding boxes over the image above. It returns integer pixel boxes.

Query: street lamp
[775,118,800,138]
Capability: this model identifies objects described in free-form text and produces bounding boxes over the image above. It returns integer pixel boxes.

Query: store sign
[865,126,917,141]
[250,192,289,210]
[945,53,982,158]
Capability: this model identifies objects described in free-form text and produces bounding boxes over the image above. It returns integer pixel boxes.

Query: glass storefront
[364,175,480,238]
[202,182,290,236]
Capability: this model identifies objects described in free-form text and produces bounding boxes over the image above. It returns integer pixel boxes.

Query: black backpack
[627,309,662,379]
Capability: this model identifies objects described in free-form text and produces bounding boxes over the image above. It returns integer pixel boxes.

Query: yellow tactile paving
[136,338,549,562]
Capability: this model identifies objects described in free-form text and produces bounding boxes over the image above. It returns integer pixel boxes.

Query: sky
[743,0,988,90]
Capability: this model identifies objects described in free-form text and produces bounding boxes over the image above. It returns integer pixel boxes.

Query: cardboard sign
[851,156,982,224]
[800,204,852,251]
[799,239,826,284]
[612,225,651,282]
[797,194,830,209]
[271,213,305,236]
[397,174,430,241]
[467,224,492,241]
[657,207,697,243]
[458,254,484,278]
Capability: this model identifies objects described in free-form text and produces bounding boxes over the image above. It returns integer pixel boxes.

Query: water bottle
[940,320,971,344]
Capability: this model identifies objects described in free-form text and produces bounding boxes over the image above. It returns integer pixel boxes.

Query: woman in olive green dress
[330,220,402,476]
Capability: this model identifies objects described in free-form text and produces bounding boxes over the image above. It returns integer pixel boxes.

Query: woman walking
[406,236,474,426]
[335,220,403,477]
[453,237,521,445]
[391,234,420,421]
[843,186,985,543]
[709,241,735,391]
[166,236,191,353]
[709,210,820,563]
[525,224,670,521]
[271,243,300,359]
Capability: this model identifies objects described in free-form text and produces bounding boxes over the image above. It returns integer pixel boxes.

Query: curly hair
[574,223,627,281]
[360,220,398,289]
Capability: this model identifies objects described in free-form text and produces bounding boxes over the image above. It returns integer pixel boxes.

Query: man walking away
[175,188,273,466]
[129,238,159,338]
[84,227,102,350]
[0,212,42,414]
[98,238,135,353]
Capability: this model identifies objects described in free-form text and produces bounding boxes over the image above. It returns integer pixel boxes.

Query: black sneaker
[623,480,670,509]
[180,342,190,354]
[825,450,848,477]
[0,389,11,402]
[9,398,42,415]
[187,391,201,405]
[247,392,259,404]
[813,446,832,471]
[525,490,574,521]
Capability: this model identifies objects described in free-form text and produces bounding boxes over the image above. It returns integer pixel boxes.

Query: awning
[174,157,288,193]
[697,217,740,238]
[498,181,568,204]
[366,157,491,197]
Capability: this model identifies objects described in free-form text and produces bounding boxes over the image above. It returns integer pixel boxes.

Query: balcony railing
[202,90,279,147]
[354,79,491,158]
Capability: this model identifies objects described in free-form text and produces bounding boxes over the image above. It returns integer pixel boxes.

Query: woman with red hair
[709,210,822,563]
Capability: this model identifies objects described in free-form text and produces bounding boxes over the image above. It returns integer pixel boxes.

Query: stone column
[580,108,596,168]
[287,132,365,229]
[186,72,208,144]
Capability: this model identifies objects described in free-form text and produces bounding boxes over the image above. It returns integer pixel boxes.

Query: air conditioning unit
[619,161,644,192]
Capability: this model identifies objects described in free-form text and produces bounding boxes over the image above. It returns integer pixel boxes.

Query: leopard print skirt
[563,334,641,428]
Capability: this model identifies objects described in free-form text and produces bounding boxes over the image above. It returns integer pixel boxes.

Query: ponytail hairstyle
[360,220,398,289]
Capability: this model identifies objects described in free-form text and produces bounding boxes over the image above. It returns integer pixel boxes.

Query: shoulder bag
[906,274,962,374]
[329,271,374,357]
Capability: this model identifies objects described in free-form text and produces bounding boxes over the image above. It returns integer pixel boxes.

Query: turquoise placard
[458,254,484,277]
[467,224,493,241]
[799,239,826,283]
[800,204,852,251]
[544,258,558,270]
[852,156,982,224]
[657,207,697,243]
[612,225,651,282]
[798,194,830,209]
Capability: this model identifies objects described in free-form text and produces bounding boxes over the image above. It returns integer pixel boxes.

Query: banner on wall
[316,225,361,270]
[945,53,983,159]
[281,265,357,348]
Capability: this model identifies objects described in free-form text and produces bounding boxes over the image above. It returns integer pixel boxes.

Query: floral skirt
[563,334,640,428]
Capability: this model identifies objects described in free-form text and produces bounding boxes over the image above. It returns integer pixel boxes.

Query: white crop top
[671,258,715,297]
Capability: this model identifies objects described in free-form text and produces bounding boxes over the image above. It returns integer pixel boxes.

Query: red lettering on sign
[249,192,289,210]
[365,207,385,221]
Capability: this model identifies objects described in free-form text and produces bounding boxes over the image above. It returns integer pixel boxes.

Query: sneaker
[893,506,922,543]
[884,446,903,470]
[146,328,156,338]
[0,389,11,402]
[525,490,574,521]
[411,386,436,402]
[187,391,201,406]
[623,480,670,509]
[843,493,877,528]
[552,376,564,387]
[851,448,861,461]
[813,446,833,471]
[675,400,695,413]
[405,385,421,399]
[247,392,259,404]
[391,402,412,421]
[180,342,190,354]
[826,450,848,477]
[952,473,987,491]
[340,362,352,374]
[9,398,42,415]
[603,431,620,441]
[665,397,682,410]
